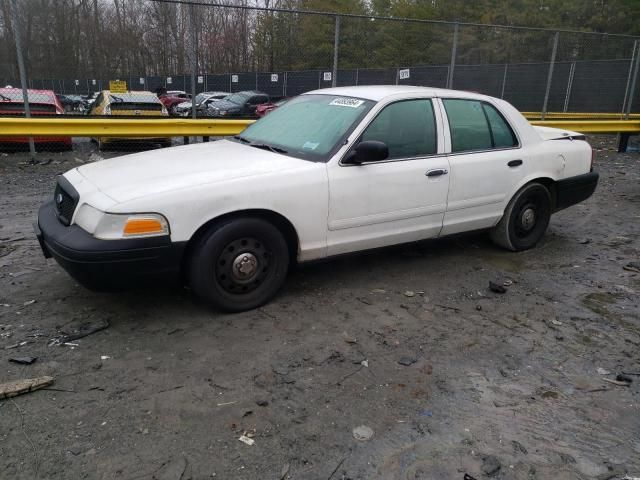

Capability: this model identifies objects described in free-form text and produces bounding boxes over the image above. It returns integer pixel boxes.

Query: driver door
[326,98,450,256]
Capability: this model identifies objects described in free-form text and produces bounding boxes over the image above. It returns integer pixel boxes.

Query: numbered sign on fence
[197,76,204,84]
[91,79,96,85]
[399,69,410,80]
[139,77,145,84]
[323,72,332,82]
[166,77,172,84]
[109,80,127,93]
[74,79,79,86]
[231,75,239,83]
[271,74,278,82]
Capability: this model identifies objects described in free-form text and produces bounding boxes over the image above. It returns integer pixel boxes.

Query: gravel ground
[0,137,639,480]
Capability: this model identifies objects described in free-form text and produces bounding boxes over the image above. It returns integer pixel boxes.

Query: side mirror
[344,140,389,164]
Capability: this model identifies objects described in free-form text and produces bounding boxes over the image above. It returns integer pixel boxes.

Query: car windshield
[226,92,249,105]
[238,94,374,160]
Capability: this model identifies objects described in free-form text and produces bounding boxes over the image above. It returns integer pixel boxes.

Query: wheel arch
[180,208,300,280]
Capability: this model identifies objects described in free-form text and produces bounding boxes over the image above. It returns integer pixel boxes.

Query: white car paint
[64,86,592,263]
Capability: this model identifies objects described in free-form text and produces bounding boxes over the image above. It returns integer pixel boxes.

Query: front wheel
[188,218,290,312]
[490,182,552,251]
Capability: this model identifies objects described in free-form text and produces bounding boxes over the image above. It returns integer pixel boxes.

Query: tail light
[590,147,596,171]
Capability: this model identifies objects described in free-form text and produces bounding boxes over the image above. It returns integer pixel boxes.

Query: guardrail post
[332,15,340,88]
[9,0,36,159]
[447,23,459,89]
[541,31,559,121]
[563,61,576,113]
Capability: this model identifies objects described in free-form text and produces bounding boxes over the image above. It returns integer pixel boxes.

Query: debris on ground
[602,378,631,387]
[352,425,374,441]
[481,455,501,476]
[398,356,417,366]
[489,281,507,294]
[280,463,290,479]
[9,356,37,365]
[360,359,369,368]
[342,332,357,344]
[616,374,633,384]
[51,318,110,345]
[256,399,269,407]
[623,262,640,273]
[0,376,54,399]
[403,290,415,297]
[100,355,111,360]
[597,367,611,375]
[238,433,255,446]
[23,299,36,306]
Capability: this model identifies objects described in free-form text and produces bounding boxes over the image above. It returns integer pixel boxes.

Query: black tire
[188,217,290,312]
[490,182,552,251]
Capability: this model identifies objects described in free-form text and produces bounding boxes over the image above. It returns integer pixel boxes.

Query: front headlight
[75,204,169,240]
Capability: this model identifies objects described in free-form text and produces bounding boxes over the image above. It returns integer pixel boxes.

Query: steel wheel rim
[215,237,271,294]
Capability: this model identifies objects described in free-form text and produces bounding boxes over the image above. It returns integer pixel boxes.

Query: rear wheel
[490,182,552,251]
[188,218,290,312]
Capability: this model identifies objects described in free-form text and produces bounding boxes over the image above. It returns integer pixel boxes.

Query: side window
[443,99,518,152]
[483,103,518,148]
[360,99,437,159]
[443,99,492,152]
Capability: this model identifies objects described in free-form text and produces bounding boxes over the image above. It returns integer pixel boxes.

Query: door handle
[426,169,448,177]
[508,159,523,167]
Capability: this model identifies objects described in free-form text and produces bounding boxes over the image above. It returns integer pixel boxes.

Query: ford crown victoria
[35,86,598,311]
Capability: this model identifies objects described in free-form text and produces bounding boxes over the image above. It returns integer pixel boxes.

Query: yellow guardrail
[523,112,640,120]
[528,119,640,133]
[0,118,254,137]
[0,117,638,137]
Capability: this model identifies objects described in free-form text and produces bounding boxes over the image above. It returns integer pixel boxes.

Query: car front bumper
[36,201,185,291]
[554,171,599,212]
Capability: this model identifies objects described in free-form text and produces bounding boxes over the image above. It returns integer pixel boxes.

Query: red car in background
[156,89,192,115]
[255,98,289,117]
[0,87,71,150]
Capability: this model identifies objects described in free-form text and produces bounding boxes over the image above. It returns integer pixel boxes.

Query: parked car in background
[256,98,289,117]
[85,91,100,110]
[206,90,269,117]
[158,90,191,115]
[58,94,87,113]
[173,91,230,116]
[35,86,598,312]
[88,90,170,149]
[0,87,71,150]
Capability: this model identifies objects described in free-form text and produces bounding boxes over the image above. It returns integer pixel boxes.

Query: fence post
[500,64,508,99]
[189,3,197,121]
[624,44,640,120]
[9,0,35,159]
[355,68,359,86]
[541,31,559,120]
[622,40,639,119]
[447,23,459,89]
[563,61,576,113]
[332,15,340,88]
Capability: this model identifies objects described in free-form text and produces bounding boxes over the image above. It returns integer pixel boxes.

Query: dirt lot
[0,137,639,480]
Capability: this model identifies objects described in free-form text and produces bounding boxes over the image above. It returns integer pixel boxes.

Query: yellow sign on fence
[109,80,127,93]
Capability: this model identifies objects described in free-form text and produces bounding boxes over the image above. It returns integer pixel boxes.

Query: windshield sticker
[329,98,365,108]
[303,141,320,150]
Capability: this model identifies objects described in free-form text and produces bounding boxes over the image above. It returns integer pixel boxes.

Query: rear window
[0,102,57,114]
[110,102,162,111]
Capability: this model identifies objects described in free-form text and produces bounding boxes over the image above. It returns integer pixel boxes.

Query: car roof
[304,85,491,102]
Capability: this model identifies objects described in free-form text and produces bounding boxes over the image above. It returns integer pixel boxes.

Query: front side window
[239,94,374,160]
[360,99,437,159]
[443,99,517,153]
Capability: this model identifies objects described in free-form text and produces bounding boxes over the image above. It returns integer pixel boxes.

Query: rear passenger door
[439,98,525,235]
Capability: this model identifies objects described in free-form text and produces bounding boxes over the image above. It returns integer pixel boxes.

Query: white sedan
[35,86,598,311]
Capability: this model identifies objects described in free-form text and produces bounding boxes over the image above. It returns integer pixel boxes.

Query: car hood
[175,101,191,109]
[208,99,240,111]
[75,140,314,204]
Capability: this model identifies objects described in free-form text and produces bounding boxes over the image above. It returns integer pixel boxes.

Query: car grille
[54,182,77,226]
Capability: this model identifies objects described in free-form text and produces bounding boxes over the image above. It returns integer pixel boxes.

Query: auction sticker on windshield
[329,98,365,108]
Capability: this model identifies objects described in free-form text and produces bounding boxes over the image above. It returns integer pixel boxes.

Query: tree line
[1,0,638,82]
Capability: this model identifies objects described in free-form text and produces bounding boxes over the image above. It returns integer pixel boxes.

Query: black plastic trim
[554,171,599,212]
[36,201,185,291]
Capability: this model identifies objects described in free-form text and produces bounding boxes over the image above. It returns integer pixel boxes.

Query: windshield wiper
[233,135,250,143]
[249,143,288,154]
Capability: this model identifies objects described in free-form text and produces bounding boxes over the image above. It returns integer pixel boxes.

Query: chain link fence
[1,0,639,155]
